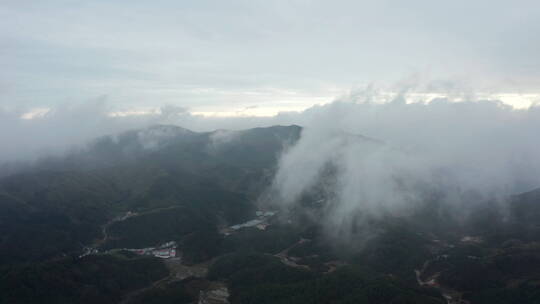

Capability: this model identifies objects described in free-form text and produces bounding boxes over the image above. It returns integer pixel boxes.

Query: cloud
[207,129,242,151]
[2,0,540,113]
[0,97,299,163]
[2,83,540,243]
[270,91,540,238]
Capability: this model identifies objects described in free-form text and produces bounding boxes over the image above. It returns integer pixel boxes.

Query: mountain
[0,124,539,304]
[0,125,301,264]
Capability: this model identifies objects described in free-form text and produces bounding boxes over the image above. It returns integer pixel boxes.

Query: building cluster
[127,241,178,259]
[78,247,99,259]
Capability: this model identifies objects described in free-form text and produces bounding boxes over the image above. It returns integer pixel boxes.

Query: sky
[2,0,540,117]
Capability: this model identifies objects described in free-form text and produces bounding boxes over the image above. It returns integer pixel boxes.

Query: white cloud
[271,90,540,237]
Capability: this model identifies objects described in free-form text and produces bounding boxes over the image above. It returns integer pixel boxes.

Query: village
[80,209,278,260]
[79,240,178,259]
[76,209,285,304]
[126,241,178,259]
[120,209,278,260]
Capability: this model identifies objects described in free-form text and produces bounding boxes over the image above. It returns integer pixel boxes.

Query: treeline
[0,251,168,304]
[208,252,444,304]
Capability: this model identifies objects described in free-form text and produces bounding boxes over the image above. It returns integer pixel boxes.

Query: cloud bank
[0,99,299,163]
[271,93,540,237]
[3,88,540,230]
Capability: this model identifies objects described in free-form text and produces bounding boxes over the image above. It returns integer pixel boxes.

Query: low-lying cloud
[3,89,540,234]
[0,99,298,163]
[271,93,540,237]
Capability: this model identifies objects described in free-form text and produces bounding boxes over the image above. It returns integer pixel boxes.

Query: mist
[3,89,540,224]
[0,99,302,164]
[271,92,540,238]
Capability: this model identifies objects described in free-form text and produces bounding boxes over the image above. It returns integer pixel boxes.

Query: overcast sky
[1,0,540,116]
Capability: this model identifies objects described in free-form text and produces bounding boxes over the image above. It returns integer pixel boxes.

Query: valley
[0,125,539,304]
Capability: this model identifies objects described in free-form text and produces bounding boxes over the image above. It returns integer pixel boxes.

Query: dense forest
[1,125,539,303]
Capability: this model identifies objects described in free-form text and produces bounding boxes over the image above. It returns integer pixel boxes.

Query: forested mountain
[1,124,539,304]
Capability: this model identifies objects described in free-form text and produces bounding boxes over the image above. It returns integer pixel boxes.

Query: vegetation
[0,252,168,304]
[1,125,540,304]
[209,252,444,304]
[221,225,300,254]
[127,280,193,304]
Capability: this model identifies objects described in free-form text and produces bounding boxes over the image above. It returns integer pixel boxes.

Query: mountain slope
[0,124,301,265]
